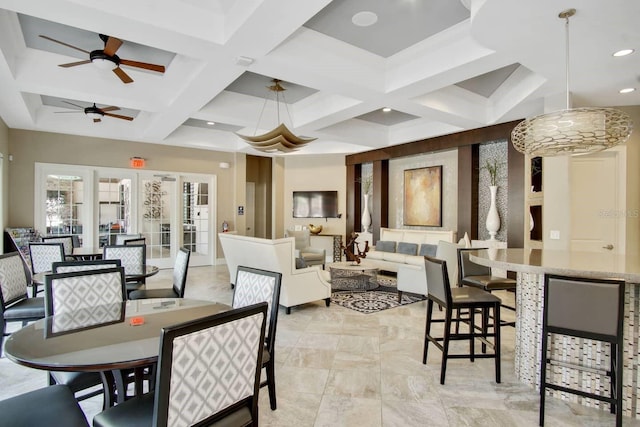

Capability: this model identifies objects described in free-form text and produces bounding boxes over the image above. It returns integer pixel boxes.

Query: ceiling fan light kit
[236,79,317,153]
[511,8,633,157]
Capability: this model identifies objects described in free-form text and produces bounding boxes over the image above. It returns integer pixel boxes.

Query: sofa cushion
[397,242,418,256]
[295,257,307,269]
[383,252,408,264]
[376,241,396,252]
[419,243,438,257]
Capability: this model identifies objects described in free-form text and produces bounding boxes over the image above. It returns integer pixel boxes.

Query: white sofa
[218,233,332,314]
[363,228,457,301]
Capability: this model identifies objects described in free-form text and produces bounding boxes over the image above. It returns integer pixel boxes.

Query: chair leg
[423,300,434,364]
[397,291,403,304]
[0,317,5,358]
[266,358,277,410]
[539,330,548,426]
[469,306,475,363]
[494,303,501,384]
[440,307,452,385]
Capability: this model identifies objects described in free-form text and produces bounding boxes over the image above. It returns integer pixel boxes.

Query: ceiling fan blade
[100,106,120,112]
[59,60,92,68]
[103,112,134,121]
[39,35,90,54]
[120,59,165,73]
[93,118,102,123]
[54,111,83,114]
[62,101,85,109]
[113,67,133,84]
[103,37,123,56]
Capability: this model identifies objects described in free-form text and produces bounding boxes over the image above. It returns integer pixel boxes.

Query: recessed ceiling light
[382,107,391,112]
[613,49,634,57]
[206,121,215,125]
[352,11,378,27]
[619,88,636,94]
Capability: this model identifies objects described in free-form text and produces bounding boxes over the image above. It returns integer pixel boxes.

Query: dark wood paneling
[457,145,479,240]
[345,120,522,165]
[507,141,525,248]
[371,160,389,242]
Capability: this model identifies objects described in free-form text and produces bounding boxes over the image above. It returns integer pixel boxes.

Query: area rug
[331,275,425,314]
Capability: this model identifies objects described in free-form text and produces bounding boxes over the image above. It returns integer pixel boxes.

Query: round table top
[32,264,159,285]
[329,261,379,272]
[4,298,230,372]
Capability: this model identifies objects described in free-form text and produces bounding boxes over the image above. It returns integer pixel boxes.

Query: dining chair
[44,266,126,407]
[422,255,501,385]
[539,274,624,427]
[42,235,74,260]
[93,302,268,427]
[129,248,190,300]
[0,252,45,357]
[28,242,65,297]
[0,384,89,427]
[124,237,146,246]
[103,244,146,295]
[114,234,142,245]
[52,259,122,273]
[232,265,282,410]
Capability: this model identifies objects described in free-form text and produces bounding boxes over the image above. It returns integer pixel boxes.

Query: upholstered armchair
[285,229,326,268]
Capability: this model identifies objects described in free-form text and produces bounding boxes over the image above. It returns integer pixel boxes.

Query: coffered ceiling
[0,0,637,155]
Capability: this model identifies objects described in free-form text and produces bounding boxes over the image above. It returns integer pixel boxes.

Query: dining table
[32,264,160,287]
[4,298,231,407]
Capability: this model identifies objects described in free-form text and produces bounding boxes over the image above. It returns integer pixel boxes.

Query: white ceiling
[0,0,638,156]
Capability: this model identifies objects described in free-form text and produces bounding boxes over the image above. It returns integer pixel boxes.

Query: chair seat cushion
[93,392,155,427]
[0,385,89,427]
[128,288,179,300]
[50,371,102,394]
[462,275,517,291]
[301,252,324,262]
[451,286,501,306]
[3,297,45,320]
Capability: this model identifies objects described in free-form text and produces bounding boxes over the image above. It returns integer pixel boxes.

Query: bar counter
[470,248,640,419]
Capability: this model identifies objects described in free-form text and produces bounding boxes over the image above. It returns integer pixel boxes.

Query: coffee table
[329,261,379,291]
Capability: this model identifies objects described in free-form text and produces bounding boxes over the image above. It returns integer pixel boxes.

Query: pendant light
[511,8,633,157]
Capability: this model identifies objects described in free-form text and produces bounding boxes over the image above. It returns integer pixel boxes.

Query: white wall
[283,154,346,237]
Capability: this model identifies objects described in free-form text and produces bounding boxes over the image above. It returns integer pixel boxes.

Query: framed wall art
[403,165,442,226]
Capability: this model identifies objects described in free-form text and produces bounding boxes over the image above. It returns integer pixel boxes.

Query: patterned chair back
[173,248,191,297]
[114,234,142,245]
[154,303,267,427]
[52,259,122,273]
[103,245,146,268]
[232,266,282,351]
[124,237,146,246]
[0,252,30,309]
[42,236,74,258]
[28,242,65,274]
[44,267,126,317]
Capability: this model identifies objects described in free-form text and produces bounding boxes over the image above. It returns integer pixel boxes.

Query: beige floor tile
[314,395,382,427]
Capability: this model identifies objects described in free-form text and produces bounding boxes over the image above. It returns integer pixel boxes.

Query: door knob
[602,244,614,250]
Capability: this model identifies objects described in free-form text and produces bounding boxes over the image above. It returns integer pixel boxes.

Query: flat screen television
[292,190,339,218]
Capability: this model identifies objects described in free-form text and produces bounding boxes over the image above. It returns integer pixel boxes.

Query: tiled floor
[1,264,637,426]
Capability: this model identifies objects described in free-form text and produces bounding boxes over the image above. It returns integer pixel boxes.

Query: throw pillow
[419,243,438,257]
[295,257,307,269]
[397,242,418,255]
[376,240,396,252]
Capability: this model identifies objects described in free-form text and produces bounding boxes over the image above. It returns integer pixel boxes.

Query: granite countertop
[470,248,640,283]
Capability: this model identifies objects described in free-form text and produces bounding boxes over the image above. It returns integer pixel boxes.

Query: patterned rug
[331,275,425,314]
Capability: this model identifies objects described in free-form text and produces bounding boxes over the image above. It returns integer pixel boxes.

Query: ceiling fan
[55,101,134,123]
[39,33,166,84]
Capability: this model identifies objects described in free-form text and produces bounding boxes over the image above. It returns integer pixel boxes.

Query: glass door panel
[181,176,214,266]
[45,174,85,245]
[140,176,175,268]
[98,177,133,247]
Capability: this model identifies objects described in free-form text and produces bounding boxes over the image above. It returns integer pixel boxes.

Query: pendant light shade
[511,9,633,157]
[236,79,316,153]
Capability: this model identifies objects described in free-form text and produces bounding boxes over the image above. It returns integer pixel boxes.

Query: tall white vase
[361,194,371,233]
[485,185,500,240]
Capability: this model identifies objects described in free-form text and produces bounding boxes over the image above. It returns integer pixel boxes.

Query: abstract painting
[403,166,442,226]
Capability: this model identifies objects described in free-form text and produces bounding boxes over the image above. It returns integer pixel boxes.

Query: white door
[180,176,215,266]
[139,175,176,268]
[570,151,621,253]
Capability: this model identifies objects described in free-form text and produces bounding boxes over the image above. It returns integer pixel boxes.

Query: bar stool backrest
[424,255,451,308]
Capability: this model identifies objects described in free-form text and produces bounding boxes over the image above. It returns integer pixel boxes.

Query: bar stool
[458,248,517,327]
[539,274,624,427]
[422,255,502,384]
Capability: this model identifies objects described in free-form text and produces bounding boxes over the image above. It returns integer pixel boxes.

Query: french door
[35,164,216,268]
